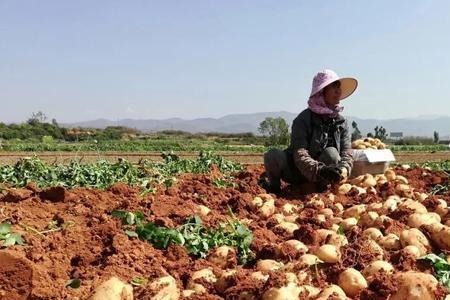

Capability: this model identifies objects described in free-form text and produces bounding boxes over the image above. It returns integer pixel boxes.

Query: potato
[398,200,427,214]
[414,192,429,202]
[373,215,393,228]
[382,198,398,213]
[190,268,217,283]
[355,186,367,195]
[320,208,334,217]
[367,202,383,212]
[301,285,320,298]
[384,169,396,181]
[281,203,298,215]
[251,196,263,209]
[331,224,340,232]
[338,268,368,297]
[395,175,408,184]
[403,245,421,259]
[316,214,326,223]
[251,271,270,282]
[316,285,347,300]
[327,233,348,248]
[316,229,335,241]
[332,217,343,225]
[196,205,210,217]
[425,224,450,251]
[434,199,448,217]
[299,254,323,266]
[362,260,394,278]
[326,192,336,201]
[400,228,430,255]
[275,222,299,235]
[283,215,298,223]
[262,282,303,300]
[363,228,383,241]
[340,217,358,231]
[148,275,179,300]
[260,199,276,218]
[315,244,341,263]
[379,234,402,250]
[375,174,387,182]
[390,272,438,300]
[343,204,367,218]
[282,240,308,253]
[333,202,344,213]
[362,174,377,188]
[307,198,325,209]
[296,271,309,284]
[186,283,203,294]
[377,179,388,185]
[386,194,401,203]
[358,211,379,227]
[408,212,441,228]
[215,270,237,293]
[338,183,352,195]
[258,193,273,201]
[396,183,412,194]
[208,246,236,268]
[182,290,195,298]
[271,213,286,224]
[365,239,385,260]
[89,277,133,300]
[256,259,284,272]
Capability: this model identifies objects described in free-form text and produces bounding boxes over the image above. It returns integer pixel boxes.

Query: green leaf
[337,225,345,236]
[66,278,81,289]
[0,223,11,235]
[111,210,127,218]
[125,230,139,238]
[130,277,147,286]
[126,212,136,225]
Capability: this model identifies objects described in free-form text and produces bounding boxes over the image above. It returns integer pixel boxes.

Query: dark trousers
[263,147,341,187]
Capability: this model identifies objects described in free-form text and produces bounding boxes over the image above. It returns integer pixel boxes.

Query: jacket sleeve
[338,120,354,175]
[291,117,323,182]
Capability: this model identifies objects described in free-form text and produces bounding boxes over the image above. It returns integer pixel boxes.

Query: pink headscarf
[307,91,343,118]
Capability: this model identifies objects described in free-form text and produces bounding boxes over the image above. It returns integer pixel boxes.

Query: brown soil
[0,165,449,299]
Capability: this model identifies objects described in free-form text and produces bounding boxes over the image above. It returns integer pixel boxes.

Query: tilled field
[1,165,450,299]
[0,151,450,164]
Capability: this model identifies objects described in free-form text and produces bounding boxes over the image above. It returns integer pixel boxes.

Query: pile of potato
[352,137,386,149]
[87,167,450,300]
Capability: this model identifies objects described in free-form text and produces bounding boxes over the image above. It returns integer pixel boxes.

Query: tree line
[258,117,442,146]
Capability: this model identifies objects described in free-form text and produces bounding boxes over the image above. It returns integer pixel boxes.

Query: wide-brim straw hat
[310,69,358,100]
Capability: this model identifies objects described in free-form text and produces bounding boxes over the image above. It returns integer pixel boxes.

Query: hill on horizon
[64,112,450,139]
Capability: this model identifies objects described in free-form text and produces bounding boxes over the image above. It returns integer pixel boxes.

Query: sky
[1,1,450,123]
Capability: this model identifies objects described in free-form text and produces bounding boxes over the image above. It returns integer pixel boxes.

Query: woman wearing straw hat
[263,69,358,193]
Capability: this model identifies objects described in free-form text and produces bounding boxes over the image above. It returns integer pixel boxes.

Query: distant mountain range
[65,112,450,139]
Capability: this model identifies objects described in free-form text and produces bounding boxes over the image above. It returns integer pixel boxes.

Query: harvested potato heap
[59,167,450,300]
[352,137,386,149]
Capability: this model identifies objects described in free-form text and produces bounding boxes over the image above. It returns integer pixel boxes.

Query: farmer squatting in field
[263,69,358,193]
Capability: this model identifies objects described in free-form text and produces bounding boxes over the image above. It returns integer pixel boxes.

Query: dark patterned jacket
[286,108,353,182]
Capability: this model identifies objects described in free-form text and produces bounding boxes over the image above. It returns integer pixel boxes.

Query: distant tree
[434,131,439,144]
[351,121,362,141]
[27,111,47,125]
[373,126,388,141]
[258,117,289,146]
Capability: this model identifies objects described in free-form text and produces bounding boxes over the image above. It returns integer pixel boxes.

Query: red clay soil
[0,165,448,299]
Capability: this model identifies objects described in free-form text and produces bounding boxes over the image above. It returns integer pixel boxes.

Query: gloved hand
[319,165,342,183]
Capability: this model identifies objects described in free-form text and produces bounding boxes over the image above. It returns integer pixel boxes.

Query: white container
[350,149,396,177]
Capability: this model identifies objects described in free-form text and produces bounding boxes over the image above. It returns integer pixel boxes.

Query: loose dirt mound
[0,165,448,299]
